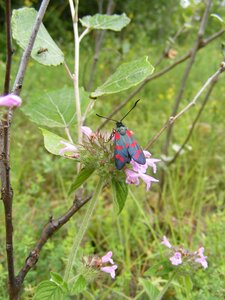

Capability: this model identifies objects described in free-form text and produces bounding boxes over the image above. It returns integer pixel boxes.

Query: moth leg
[105,129,115,143]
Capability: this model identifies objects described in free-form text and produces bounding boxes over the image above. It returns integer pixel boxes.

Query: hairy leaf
[139,278,160,300]
[69,167,96,194]
[70,275,87,295]
[40,128,71,156]
[80,13,130,31]
[112,178,128,214]
[22,87,76,128]
[91,56,154,97]
[12,8,64,66]
[33,280,65,300]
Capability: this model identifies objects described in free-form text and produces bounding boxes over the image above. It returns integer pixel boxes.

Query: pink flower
[146,158,161,174]
[130,160,148,173]
[170,252,182,266]
[138,172,159,191]
[195,247,208,269]
[59,141,79,157]
[125,169,140,185]
[0,94,22,107]
[81,126,95,139]
[161,236,172,249]
[100,265,118,279]
[101,251,114,265]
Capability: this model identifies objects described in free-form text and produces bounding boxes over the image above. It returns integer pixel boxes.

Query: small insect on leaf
[37,48,48,55]
[96,99,146,170]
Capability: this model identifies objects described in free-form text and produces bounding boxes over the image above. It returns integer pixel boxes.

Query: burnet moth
[96,100,146,170]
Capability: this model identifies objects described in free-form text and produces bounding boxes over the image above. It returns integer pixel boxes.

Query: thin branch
[63,61,74,81]
[97,28,225,131]
[4,0,13,95]
[162,0,212,155]
[145,62,225,150]
[15,195,92,290]
[12,0,50,95]
[169,76,218,164]
[1,1,14,299]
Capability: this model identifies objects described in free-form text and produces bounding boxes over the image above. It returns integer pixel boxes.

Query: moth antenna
[96,113,118,123]
[120,99,141,122]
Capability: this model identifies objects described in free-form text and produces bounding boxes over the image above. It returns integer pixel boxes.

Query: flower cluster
[125,150,160,191]
[59,126,160,191]
[0,94,22,107]
[161,236,208,269]
[82,251,118,279]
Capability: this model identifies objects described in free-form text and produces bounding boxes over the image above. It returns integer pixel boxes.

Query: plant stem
[70,0,82,147]
[155,270,177,300]
[63,179,104,282]
[129,189,158,244]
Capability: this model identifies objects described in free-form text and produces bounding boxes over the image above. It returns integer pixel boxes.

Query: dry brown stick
[145,62,225,150]
[14,195,91,294]
[0,1,15,299]
[162,0,212,156]
[169,77,218,164]
[0,1,50,299]
[97,28,224,131]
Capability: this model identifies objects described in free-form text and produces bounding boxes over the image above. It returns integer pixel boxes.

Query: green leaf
[69,167,96,194]
[12,8,64,66]
[70,275,87,295]
[91,56,154,97]
[34,280,65,300]
[80,13,130,31]
[144,259,172,277]
[50,272,69,294]
[139,278,160,300]
[40,128,72,156]
[112,178,128,214]
[22,87,76,128]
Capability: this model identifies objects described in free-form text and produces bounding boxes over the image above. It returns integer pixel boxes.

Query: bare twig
[0,2,15,299]
[145,62,225,150]
[168,77,218,164]
[162,0,212,155]
[97,28,225,131]
[14,195,92,293]
[12,0,50,95]
[3,0,13,95]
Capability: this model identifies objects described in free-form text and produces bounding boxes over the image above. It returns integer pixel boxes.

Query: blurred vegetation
[0,0,225,299]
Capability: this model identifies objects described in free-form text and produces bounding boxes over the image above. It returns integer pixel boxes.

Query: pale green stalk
[155,270,177,300]
[129,189,158,244]
[63,179,104,282]
[69,0,82,147]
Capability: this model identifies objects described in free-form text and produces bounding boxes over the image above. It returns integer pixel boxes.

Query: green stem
[155,270,177,300]
[129,189,158,244]
[63,179,104,282]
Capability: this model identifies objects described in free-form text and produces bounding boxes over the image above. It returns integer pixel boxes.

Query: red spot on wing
[115,145,123,150]
[115,132,120,140]
[130,140,137,147]
[134,149,141,159]
[126,143,129,148]
[115,154,125,162]
[126,130,132,138]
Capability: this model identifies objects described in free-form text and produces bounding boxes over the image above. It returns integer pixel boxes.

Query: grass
[0,13,225,300]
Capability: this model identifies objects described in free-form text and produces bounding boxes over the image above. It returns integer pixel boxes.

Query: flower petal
[101,251,114,264]
[125,169,140,185]
[100,265,118,279]
[161,236,172,248]
[81,126,93,139]
[0,94,22,107]
[170,252,182,266]
[59,141,79,156]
